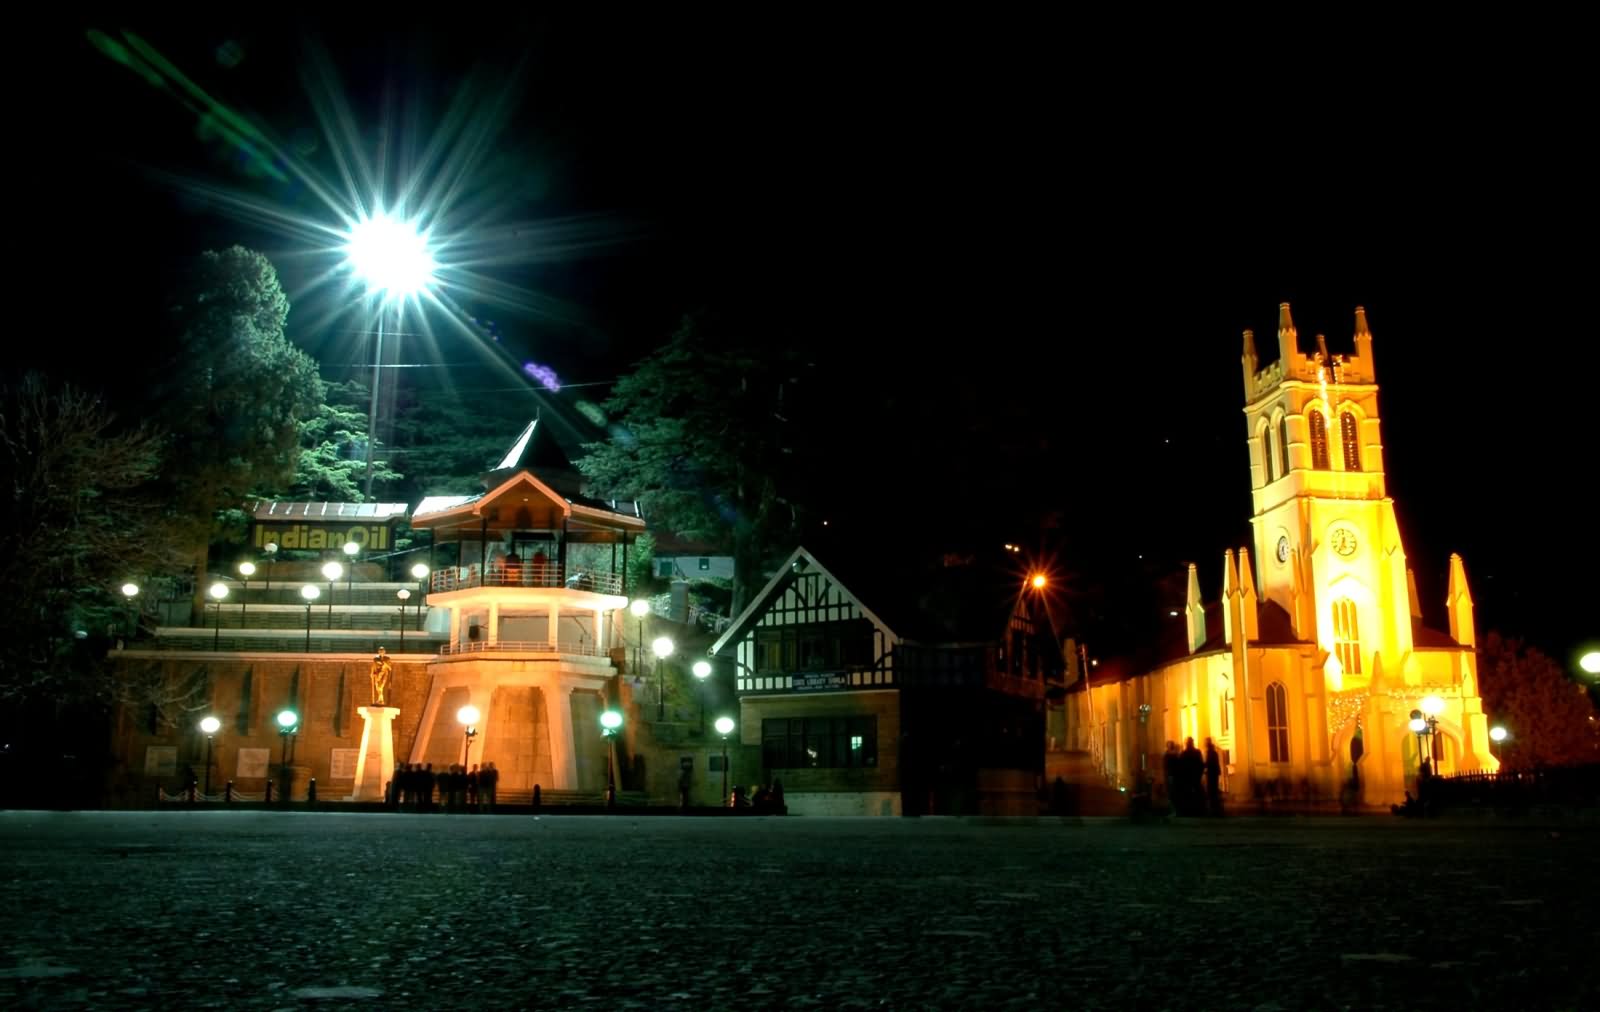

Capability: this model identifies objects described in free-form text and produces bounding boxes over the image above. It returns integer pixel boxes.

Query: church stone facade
[1066,305,1496,807]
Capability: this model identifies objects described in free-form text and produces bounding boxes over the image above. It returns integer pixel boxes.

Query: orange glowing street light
[1030,573,1048,590]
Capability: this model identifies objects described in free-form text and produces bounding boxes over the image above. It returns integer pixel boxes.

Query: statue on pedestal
[370,646,394,706]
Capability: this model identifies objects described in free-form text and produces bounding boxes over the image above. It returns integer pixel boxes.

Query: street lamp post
[209,582,229,650]
[120,582,139,641]
[321,561,343,628]
[600,709,623,808]
[301,584,320,651]
[693,660,712,730]
[237,562,255,628]
[343,541,359,595]
[199,716,221,796]
[652,635,675,722]
[412,564,429,630]
[397,589,411,650]
[344,212,435,499]
[630,599,649,682]
[714,716,736,807]
[262,541,278,593]
[276,709,299,804]
[457,705,480,768]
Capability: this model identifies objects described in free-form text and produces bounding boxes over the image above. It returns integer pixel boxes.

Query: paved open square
[2,812,1596,1009]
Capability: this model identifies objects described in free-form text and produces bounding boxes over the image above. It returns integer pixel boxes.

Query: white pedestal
[347,706,400,802]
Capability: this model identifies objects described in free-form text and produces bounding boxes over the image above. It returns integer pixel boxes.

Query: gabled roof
[709,544,1056,658]
[412,469,645,530]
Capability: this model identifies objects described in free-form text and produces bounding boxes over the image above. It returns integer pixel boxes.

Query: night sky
[13,13,1592,662]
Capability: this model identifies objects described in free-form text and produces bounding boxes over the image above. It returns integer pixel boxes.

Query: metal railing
[431,564,623,595]
[439,639,608,657]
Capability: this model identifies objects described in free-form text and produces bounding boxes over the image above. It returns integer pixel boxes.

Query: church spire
[1238,546,1260,643]
[1351,305,1375,382]
[1277,302,1297,368]
[1446,553,1476,647]
[1185,563,1206,654]
[1242,328,1259,398]
[1222,549,1239,645]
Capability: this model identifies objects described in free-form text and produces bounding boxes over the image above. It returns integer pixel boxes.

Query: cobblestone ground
[2,811,1596,1010]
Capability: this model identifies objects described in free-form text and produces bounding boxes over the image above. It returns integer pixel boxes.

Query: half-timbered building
[710,546,1064,815]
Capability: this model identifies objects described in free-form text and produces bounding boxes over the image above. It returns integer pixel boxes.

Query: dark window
[1340,411,1362,471]
[698,557,711,571]
[657,559,674,577]
[709,755,727,772]
[1308,409,1330,469]
[1266,682,1290,762]
[761,716,877,769]
[1277,415,1291,476]
[1262,429,1275,482]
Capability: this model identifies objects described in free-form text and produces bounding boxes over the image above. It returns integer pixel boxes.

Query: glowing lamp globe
[345,213,435,296]
[238,562,256,578]
[412,563,430,580]
[714,716,735,736]
[630,599,650,618]
[600,710,623,732]
[301,584,320,602]
[1489,726,1508,743]
[398,589,411,602]
[321,561,343,582]
[121,583,139,599]
[456,705,480,727]
[1031,574,1047,590]
[1408,716,1427,734]
[652,636,675,660]
[276,709,298,730]
[209,582,229,601]
[199,716,221,735]
[1420,694,1445,717]
[692,660,712,680]
[1581,652,1600,676]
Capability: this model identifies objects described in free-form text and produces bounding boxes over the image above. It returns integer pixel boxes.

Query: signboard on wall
[236,748,270,779]
[329,749,360,780]
[143,746,176,778]
[791,671,850,692]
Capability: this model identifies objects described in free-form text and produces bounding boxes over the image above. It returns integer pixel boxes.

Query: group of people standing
[387,761,499,812]
[1162,736,1224,816]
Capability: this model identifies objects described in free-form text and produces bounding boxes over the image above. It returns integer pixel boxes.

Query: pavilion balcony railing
[430,564,623,596]
[438,639,608,657]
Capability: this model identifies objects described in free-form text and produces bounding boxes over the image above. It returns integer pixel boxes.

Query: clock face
[1275,536,1290,564]
[1331,528,1359,557]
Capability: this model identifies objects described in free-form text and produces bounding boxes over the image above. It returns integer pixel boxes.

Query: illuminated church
[1064,305,1497,806]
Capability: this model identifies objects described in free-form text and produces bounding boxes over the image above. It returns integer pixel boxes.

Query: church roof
[1411,620,1460,649]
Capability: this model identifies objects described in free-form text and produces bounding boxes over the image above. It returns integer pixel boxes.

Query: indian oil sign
[248,501,409,552]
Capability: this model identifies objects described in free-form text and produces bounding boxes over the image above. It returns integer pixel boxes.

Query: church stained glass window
[1266,681,1290,762]
[1308,410,1330,469]
[1340,411,1361,471]
[1333,598,1361,675]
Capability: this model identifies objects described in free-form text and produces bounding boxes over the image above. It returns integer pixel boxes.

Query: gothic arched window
[1278,414,1292,476]
[1332,598,1362,675]
[1261,429,1275,483]
[1266,681,1290,762]
[1341,411,1362,471]
[1308,409,1330,470]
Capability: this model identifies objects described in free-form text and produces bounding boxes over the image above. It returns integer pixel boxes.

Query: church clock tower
[1242,304,1413,688]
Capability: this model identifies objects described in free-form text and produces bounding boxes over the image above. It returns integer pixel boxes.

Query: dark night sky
[12,13,1593,662]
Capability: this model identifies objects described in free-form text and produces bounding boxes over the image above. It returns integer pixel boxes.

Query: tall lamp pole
[120,582,140,642]
[276,709,299,804]
[262,541,278,593]
[343,541,359,595]
[600,709,623,808]
[411,564,429,630]
[397,589,411,650]
[301,585,320,651]
[199,716,220,796]
[344,212,435,499]
[692,660,712,730]
[457,705,480,768]
[652,636,675,722]
[208,582,229,650]
[630,599,649,682]
[237,562,255,628]
[714,716,736,807]
[321,561,342,628]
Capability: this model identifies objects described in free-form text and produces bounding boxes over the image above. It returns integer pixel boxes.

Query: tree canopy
[578,315,807,612]
[1479,632,1600,769]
